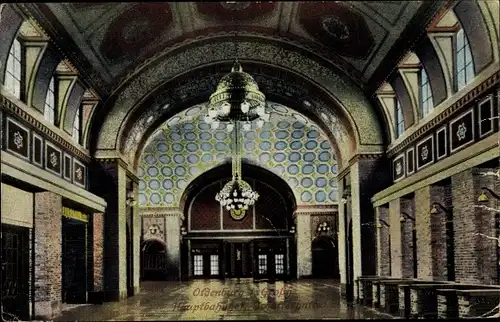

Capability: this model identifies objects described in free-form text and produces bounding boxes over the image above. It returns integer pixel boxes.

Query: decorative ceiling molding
[119,67,353,170]
[21,1,441,97]
[93,38,383,159]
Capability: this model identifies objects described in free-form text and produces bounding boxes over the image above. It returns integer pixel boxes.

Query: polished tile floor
[55,279,388,321]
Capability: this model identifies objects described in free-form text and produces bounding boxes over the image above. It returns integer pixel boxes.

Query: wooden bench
[436,285,500,319]
[371,277,404,309]
[395,280,453,318]
[356,276,395,306]
[456,289,500,318]
[408,283,455,319]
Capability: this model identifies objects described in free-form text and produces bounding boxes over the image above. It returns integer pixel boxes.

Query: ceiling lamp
[205,60,269,130]
[211,61,267,220]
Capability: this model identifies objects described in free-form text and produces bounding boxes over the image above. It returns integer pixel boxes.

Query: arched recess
[312,236,339,278]
[179,162,297,231]
[0,4,23,85]
[91,36,386,165]
[141,239,167,281]
[390,73,416,128]
[414,36,448,106]
[453,0,495,74]
[138,102,338,209]
[30,43,60,113]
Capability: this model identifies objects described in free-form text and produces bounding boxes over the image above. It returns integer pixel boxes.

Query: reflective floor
[55,279,388,321]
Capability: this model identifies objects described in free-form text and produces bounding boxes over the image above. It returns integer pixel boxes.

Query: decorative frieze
[416,134,434,170]
[388,70,500,158]
[63,153,72,181]
[73,159,86,188]
[45,141,62,176]
[6,117,30,161]
[449,108,474,153]
[2,114,88,189]
[32,132,43,166]
[0,94,91,162]
[390,91,498,183]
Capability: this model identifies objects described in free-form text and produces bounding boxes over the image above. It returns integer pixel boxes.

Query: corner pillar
[341,155,388,300]
[294,210,312,278]
[164,210,184,281]
[91,159,128,301]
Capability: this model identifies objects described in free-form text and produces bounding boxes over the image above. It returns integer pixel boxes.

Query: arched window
[455,28,475,90]
[420,67,434,117]
[395,99,404,138]
[4,38,22,99]
[44,77,56,124]
[72,106,81,143]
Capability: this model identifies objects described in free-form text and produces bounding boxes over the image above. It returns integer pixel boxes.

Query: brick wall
[400,197,416,278]
[389,199,402,278]
[34,191,62,319]
[415,184,449,280]
[93,213,104,291]
[452,167,499,284]
[376,206,391,276]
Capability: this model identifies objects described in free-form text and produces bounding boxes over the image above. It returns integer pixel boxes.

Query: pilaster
[92,212,104,292]
[164,209,184,281]
[294,210,312,278]
[349,157,384,298]
[91,159,127,301]
[34,191,62,320]
[389,198,402,278]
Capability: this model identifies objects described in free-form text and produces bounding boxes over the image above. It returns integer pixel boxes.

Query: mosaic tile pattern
[138,103,338,207]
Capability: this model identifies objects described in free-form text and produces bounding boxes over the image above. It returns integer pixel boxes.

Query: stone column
[91,159,127,301]
[349,157,386,299]
[164,211,183,280]
[132,182,141,294]
[389,198,402,278]
[92,212,104,292]
[295,211,312,278]
[34,191,62,320]
[338,181,347,287]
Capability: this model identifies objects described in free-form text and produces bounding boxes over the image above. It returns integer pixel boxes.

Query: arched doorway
[312,236,339,279]
[141,239,167,281]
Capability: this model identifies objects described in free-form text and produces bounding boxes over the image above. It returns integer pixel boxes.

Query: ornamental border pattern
[96,38,383,151]
[386,70,500,158]
[0,94,91,163]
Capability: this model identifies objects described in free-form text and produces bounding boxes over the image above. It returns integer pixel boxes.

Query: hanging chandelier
[205,61,270,131]
[210,61,268,220]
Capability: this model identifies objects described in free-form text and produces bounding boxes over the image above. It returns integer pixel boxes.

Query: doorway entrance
[1,224,30,320]
[312,237,339,278]
[62,217,88,304]
[141,240,167,280]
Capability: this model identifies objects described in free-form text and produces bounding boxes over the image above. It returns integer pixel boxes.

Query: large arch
[92,36,387,169]
[121,64,353,170]
[179,162,298,218]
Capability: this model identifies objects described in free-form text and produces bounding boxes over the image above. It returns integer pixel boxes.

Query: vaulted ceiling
[22,1,444,96]
[139,103,338,208]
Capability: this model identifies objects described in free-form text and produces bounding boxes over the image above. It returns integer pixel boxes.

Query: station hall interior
[0,1,499,320]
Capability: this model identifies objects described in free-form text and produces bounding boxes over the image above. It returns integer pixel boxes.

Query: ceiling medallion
[322,16,350,40]
[210,61,270,220]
